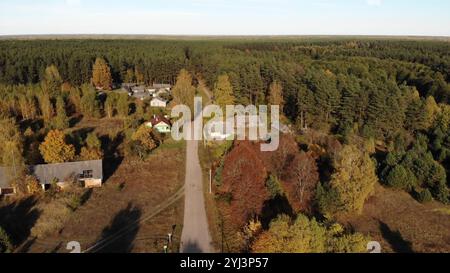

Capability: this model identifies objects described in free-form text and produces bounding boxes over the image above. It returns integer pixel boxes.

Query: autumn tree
[69,87,82,114]
[131,125,158,151]
[214,74,235,112]
[127,125,158,159]
[271,134,298,177]
[80,132,103,161]
[18,92,37,121]
[319,145,377,216]
[91,57,112,90]
[104,93,116,118]
[268,81,284,113]
[39,130,75,163]
[135,66,145,84]
[116,93,129,118]
[0,119,25,180]
[53,96,69,130]
[124,68,135,83]
[284,152,320,213]
[38,91,54,126]
[221,142,271,227]
[42,65,62,96]
[172,69,196,114]
[80,84,100,118]
[251,214,367,253]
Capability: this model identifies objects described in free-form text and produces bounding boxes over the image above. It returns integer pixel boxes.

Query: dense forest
[0,37,449,252]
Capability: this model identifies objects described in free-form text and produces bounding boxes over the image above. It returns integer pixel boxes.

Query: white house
[150,97,168,108]
[145,116,172,134]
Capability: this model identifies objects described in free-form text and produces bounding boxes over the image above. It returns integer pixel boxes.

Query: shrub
[265,175,284,199]
[0,227,13,253]
[386,165,416,191]
[416,189,433,203]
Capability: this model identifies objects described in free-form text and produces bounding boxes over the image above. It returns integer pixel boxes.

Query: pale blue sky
[0,0,449,36]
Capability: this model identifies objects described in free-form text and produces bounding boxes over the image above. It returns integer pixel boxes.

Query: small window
[82,170,93,178]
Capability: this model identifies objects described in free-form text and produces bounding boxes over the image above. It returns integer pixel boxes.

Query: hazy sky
[1,0,449,36]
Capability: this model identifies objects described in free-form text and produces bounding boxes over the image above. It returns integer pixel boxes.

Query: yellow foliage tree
[132,125,157,151]
[251,214,367,253]
[79,132,103,161]
[214,74,235,112]
[268,80,284,112]
[39,130,75,163]
[329,144,377,215]
[172,69,196,114]
[91,57,112,90]
[424,96,441,129]
[25,175,42,195]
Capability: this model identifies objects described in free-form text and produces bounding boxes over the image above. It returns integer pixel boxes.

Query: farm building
[0,160,103,195]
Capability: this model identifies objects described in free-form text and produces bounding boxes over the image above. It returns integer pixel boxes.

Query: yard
[0,130,186,253]
[339,184,450,253]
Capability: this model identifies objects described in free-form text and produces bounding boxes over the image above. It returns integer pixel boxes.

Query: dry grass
[67,117,124,137]
[339,184,450,253]
[16,138,186,253]
[30,198,72,238]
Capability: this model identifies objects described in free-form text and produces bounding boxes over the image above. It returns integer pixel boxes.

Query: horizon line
[1,33,449,40]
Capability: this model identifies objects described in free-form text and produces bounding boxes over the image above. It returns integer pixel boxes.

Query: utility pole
[209,168,212,194]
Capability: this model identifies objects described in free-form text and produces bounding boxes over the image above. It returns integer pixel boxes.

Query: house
[152,83,172,91]
[150,97,168,108]
[0,160,103,195]
[130,85,151,100]
[133,91,151,101]
[156,88,170,97]
[131,85,145,93]
[145,116,171,134]
[30,160,103,189]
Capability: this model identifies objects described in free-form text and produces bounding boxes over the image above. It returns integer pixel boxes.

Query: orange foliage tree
[39,130,75,163]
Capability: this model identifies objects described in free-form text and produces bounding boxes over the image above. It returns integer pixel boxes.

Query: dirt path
[180,101,214,253]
